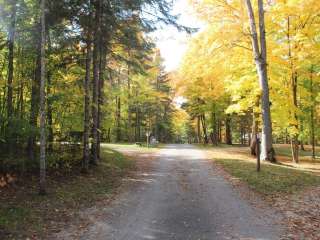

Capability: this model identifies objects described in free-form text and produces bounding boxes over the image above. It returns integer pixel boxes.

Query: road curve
[60,144,282,240]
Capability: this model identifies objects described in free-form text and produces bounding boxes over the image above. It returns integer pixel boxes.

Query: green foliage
[5,117,38,143]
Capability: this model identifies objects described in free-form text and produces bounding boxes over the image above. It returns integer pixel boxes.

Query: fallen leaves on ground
[272,186,320,239]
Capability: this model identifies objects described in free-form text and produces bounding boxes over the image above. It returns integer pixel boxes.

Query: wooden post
[256,134,261,172]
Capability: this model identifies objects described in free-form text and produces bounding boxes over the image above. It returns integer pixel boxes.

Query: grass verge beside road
[0,146,134,239]
[204,145,320,195]
[215,158,320,194]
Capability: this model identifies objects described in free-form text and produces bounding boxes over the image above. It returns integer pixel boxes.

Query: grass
[203,144,320,195]
[274,144,319,158]
[0,145,134,239]
[105,142,163,152]
[215,158,320,195]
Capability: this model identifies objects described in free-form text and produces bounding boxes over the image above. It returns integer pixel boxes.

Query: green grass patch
[215,158,320,195]
[0,146,134,239]
[105,143,162,151]
[274,145,319,158]
[0,207,30,231]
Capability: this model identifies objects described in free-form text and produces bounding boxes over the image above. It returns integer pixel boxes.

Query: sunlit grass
[215,158,320,194]
[274,144,320,158]
[204,145,320,195]
[104,143,162,152]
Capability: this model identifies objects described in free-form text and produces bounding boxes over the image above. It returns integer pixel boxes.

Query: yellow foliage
[179,0,320,136]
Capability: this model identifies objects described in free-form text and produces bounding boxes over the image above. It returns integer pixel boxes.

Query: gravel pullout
[56,144,282,240]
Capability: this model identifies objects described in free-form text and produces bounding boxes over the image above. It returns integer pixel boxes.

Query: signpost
[256,133,261,172]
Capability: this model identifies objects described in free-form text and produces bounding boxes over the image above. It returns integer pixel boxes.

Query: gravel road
[57,144,282,240]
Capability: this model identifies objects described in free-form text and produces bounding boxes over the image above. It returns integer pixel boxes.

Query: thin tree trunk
[39,0,46,195]
[197,116,201,143]
[47,30,53,152]
[17,47,25,120]
[201,114,209,144]
[310,66,315,160]
[218,120,222,143]
[250,99,259,155]
[245,0,275,162]
[135,107,141,142]
[287,16,299,163]
[300,121,305,151]
[47,71,53,152]
[97,45,106,159]
[14,46,20,117]
[291,72,299,163]
[91,0,101,164]
[210,104,218,146]
[107,128,111,143]
[6,0,17,152]
[250,111,258,155]
[27,37,41,161]
[127,50,132,142]
[135,107,139,142]
[6,0,17,122]
[82,32,92,172]
[225,115,232,145]
[116,96,121,142]
[18,76,24,119]
[97,2,107,159]
[291,138,299,164]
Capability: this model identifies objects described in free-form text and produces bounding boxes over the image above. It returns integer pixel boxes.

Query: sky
[149,0,204,72]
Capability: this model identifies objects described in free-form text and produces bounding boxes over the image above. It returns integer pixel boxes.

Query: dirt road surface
[55,144,282,240]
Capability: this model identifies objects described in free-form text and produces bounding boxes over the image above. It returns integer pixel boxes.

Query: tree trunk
[225,115,232,145]
[250,112,258,155]
[97,2,107,159]
[287,17,299,163]
[299,119,305,151]
[218,120,222,143]
[39,0,46,195]
[127,50,132,142]
[210,104,218,145]
[201,114,209,144]
[310,66,316,160]
[6,0,17,151]
[27,30,41,161]
[16,47,25,120]
[97,44,106,159]
[197,116,201,143]
[135,107,139,142]
[91,0,101,164]
[18,74,24,119]
[107,128,111,143]
[82,32,92,172]
[135,107,141,142]
[245,0,275,162]
[250,99,259,155]
[116,96,121,142]
[291,138,299,164]
[47,71,53,152]
[290,72,299,163]
[47,30,53,152]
